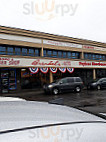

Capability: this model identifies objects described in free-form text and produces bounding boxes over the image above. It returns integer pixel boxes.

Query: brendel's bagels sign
[0,57,106,68]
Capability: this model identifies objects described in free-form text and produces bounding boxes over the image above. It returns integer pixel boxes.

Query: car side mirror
[59,82,63,84]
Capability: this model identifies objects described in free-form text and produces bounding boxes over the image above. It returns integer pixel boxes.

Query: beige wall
[0,26,106,68]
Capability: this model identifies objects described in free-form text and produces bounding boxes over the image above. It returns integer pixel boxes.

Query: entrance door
[1,69,9,94]
[0,69,17,93]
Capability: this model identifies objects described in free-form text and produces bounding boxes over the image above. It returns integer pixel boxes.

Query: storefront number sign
[40,68,49,74]
[29,68,39,74]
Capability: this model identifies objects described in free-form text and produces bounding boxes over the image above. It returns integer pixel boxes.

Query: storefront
[0,68,17,93]
[0,26,106,94]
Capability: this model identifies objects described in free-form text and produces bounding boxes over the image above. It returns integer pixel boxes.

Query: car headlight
[92,83,96,85]
[48,85,53,88]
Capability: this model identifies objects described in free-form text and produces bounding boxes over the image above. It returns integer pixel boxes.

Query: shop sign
[79,61,106,67]
[0,57,20,66]
[83,45,106,52]
[0,33,42,44]
[1,57,106,68]
[43,40,82,49]
[32,59,71,67]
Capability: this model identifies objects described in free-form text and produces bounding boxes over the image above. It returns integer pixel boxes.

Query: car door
[67,78,75,90]
[100,79,106,88]
[59,78,69,92]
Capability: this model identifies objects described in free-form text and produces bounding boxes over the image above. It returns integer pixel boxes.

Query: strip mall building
[0,26,106,93]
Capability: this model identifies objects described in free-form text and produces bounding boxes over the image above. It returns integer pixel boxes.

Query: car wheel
[52,88,59,95]
[97,85,101,90]
[75,86,81,93]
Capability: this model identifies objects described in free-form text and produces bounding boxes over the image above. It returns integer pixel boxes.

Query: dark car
[87,78,106,90]
[43,77,83,95]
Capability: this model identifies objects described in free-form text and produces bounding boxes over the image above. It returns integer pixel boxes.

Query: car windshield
[52,79,61,83]
[93,79,100,82]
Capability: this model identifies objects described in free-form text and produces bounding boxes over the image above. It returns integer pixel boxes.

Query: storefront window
[7,47,14,55]
[72,52,76,59]
[103,56,105,61]
[0,69,17,93]
[15,47,21,55]
[88,54,92,59]
[67,52,71,58]
[47,50,52,57]
[22,48,28,56]
[76,52,80,59]
[58,51,62,58]
[92,54,95,60]
[96,54,99,60]
[63,52,67,58]
[84,53,88,59]
[43,49,47,57]
[35,49,40,56]
[99,55,102,60]
[29,49,34,56]
[0,46,6,55]
[53,50,57,58]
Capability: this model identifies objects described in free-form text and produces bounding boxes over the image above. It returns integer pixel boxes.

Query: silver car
[0,97,106,142]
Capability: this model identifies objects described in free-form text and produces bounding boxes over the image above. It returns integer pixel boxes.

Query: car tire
[75,86,81,93]
[97,85,101,90]
[52,88,59,95]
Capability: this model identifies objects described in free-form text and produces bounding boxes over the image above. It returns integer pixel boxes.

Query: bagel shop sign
[0,57,106,68]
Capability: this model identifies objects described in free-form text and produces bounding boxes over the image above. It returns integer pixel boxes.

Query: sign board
[83,45,106,52]
[0,57,106,68]
[43,40,82,49]
[0,34,42,44]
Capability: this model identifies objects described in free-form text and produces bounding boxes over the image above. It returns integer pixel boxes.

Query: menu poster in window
[1,78,9,93]
[9,70,16,90]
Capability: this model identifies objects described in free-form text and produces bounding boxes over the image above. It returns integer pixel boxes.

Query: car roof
[0,100,105,132]
[62,77,81,79]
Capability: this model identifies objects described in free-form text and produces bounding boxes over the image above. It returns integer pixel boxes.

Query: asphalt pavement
[2,88,106,115]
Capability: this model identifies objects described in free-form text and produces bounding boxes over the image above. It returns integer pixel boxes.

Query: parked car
[43,77,84,95]
[87,78,106,90]
[0,97,106,142]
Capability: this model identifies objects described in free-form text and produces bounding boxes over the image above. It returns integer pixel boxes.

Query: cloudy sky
[0,0,106,43]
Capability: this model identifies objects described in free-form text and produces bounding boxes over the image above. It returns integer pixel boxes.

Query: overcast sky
[0,0,106,43]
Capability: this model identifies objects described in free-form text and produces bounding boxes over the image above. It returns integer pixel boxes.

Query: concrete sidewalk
[1,89,44,99]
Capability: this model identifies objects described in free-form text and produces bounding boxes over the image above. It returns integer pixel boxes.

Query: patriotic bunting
[29,68,39,74]
[40,68,49,74]
[59,68,66,73]
[67,68,74,73]
[50,68,57,73]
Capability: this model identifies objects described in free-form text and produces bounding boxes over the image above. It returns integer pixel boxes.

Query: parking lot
[4,88,106,115]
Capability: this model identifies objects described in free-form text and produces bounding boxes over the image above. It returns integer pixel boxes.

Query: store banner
[50,68,57,73]
[29,68,39,74]
[83,45,106,51]
[40,68,49,74]
[67,68,74,73]
[43,40,82,49]
[0,57,106,68]
[59,68,66,73]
